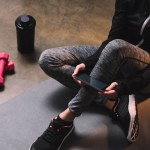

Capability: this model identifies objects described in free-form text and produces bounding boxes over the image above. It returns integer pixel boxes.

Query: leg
[90,39,150,83]
[39,45,99,91]
[30,40,149,150]
[90,39,149,142]
[68,39,149,142]
[90,39,149,140]
[68,39,150,116]
[30,45,100,150]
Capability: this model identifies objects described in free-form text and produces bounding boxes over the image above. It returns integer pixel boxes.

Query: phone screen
[75,73,107,91]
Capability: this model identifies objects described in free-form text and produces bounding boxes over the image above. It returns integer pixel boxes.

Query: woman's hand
[101,82,118,100]
[72,63,86,85]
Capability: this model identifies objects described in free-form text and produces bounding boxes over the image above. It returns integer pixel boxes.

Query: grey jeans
[39,39,150,116]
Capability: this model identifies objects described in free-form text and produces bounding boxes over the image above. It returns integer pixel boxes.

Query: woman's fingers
[72,66,80,76]
[98,82,118,99]
[72,63,85,76]
[72,75,82,85]
[104,89,118,99]
[104,90,116,94]
[106,82,118,90]
[72,66,81,84]
[72,63,86,85]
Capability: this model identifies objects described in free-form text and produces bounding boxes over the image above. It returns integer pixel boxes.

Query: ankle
[59,108,76,122]
[55,115,73,125]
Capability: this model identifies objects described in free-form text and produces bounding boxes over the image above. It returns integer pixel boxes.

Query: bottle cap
[15,15,36,29]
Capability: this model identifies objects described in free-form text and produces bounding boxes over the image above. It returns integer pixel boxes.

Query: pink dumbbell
[0,52,15,86]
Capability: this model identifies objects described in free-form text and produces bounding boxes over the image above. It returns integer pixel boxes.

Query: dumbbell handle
[0,59,7,85]
[0,52,9,86]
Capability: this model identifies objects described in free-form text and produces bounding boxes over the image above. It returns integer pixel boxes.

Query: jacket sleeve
[83,0,128,68]
[114,66,150,95]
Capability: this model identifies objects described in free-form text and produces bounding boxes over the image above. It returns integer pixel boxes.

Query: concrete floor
[0,0,114,103]
[0,0,150,149]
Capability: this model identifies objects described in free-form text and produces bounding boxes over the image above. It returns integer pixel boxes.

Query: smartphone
[75,73,107,92]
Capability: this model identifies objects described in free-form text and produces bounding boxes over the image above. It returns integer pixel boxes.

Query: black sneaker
[29,118,74,150]
[112,94,139,142]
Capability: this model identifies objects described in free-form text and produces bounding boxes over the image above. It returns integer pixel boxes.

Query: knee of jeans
[38,49,60,71]
[39,50,49,69]
[104,39,128,56]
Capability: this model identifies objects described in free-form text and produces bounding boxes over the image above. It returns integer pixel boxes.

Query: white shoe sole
[127,94,138,142]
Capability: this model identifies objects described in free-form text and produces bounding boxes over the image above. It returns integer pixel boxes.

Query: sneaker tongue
[50,119,65,129]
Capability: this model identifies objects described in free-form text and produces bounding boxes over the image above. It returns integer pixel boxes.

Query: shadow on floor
[45,86,132,150]
[16,47,42,64]
[60,121,130,150]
